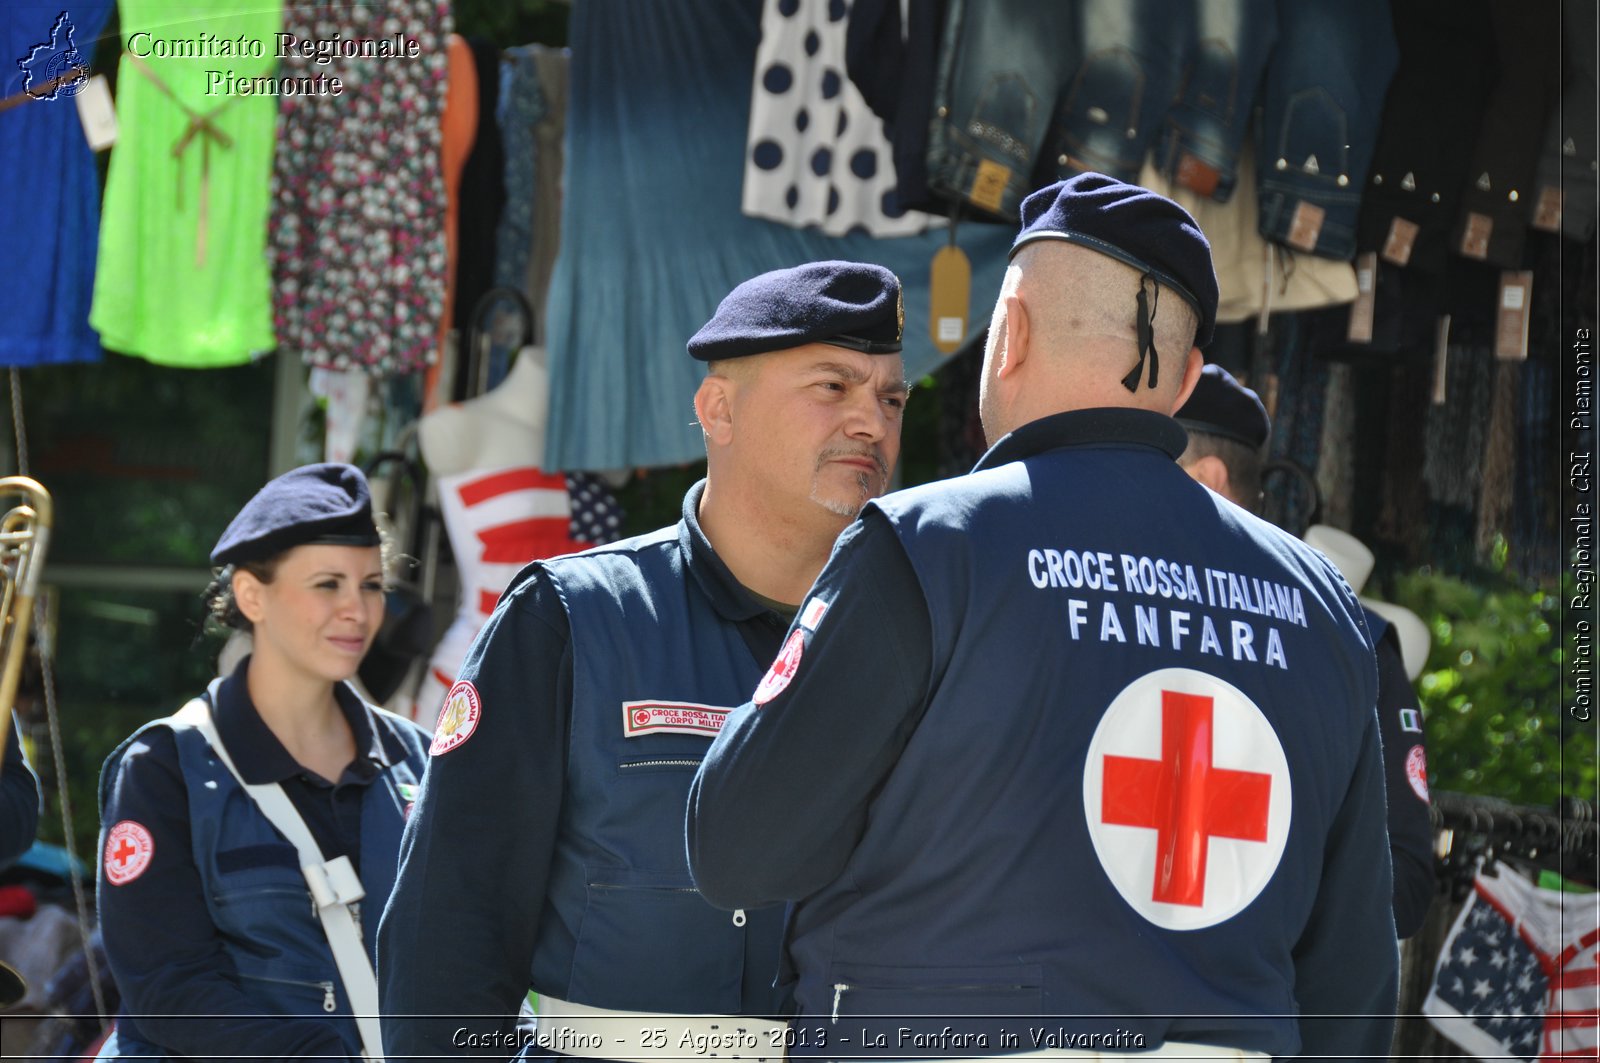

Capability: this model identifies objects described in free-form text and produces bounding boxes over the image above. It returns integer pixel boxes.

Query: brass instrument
[0,477,51,768]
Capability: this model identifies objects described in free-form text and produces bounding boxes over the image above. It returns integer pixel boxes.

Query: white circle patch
[430,680,482,756]
[1082,668,1291,931]
[1405,745,1430,802]
[104,820,154,885]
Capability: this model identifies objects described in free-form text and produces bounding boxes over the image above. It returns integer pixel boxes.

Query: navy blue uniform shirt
[1373,619,1436,937]
[689,409,1397,1061]
[0,715,40,869]
[98,659,413,1060]
[379,484,794,1055]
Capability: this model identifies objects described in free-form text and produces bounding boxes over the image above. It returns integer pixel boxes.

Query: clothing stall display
[1,2,111,367]
[1535,0,1597,244]
[494,47,547,293]
[451,37,507,349]
[411,349,597,727]
[544,0,1013,472]
[843,0,946,217]
[525,45,569,347]
[90,0,282,368]
[1424,864,1597,1061]
[742,0,935,237]
[271,0,452,376]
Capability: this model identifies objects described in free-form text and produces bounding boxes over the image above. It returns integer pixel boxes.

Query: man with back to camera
[378,261,911,1058]
[688,174,1397,1060]
[1176,363,1435,938]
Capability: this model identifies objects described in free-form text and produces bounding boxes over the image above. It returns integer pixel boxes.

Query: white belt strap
[535,994,785,1062]
[174,687,384,1062]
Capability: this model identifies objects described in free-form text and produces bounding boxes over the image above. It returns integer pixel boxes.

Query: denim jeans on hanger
[1038,0,1192,185]
[926,0,1076,220]
[1256,0,1398,259]
[1154,0,1277,204]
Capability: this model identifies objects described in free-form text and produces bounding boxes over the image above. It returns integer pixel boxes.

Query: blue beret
[1011,173,1218,349]
[1176,364,1271,449]
[688,260,904,362]
[211,462,380,567]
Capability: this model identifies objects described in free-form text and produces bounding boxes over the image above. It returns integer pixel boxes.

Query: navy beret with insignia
[688,260,904,362]
[1011,172,1219,350]
[1176,364,1271,449]
[211,462,380,567]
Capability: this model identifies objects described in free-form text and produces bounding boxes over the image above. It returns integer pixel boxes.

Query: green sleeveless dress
[90,0,282,367]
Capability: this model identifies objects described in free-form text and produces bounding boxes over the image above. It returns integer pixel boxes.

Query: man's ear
[233,569,266,626]
[693,373,737,446]
[1185,454,1235,498]
[995,291,1030,379]
[1169,346,1205,412]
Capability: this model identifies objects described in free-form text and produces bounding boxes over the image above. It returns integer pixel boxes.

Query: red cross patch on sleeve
[104,820,154,885]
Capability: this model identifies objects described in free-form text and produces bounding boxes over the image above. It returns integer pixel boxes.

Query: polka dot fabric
[742,0,934,238]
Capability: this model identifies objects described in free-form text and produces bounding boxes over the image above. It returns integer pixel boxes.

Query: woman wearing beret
[95,463,430,1061]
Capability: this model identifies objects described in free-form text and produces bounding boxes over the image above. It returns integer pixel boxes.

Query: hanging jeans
[1255,0,1398,260]
[1154,0,1278,204]
[925,0,1075,220]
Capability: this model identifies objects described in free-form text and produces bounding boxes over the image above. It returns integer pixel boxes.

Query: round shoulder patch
[1083,668,1292,932]
[1405,744,1430,802]
[104,821,155,886]
[431,680,482,755]
[753,629,806,706]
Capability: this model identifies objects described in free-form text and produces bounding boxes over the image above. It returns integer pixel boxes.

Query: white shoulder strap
[174,688,385,1062]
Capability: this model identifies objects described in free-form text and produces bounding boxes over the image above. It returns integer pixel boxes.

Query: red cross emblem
[104,820,154,886]
[1101,690,1272,907]
[1083,668,1290,930]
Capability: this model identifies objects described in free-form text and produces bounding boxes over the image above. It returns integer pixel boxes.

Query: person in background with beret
[379,261,910,1058]
[688,175,1397,1060]
[1175,364,1436,939]
[96,463,430,1061]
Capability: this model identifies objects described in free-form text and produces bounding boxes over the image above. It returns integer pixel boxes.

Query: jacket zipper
[241,973,337,1012]
[831,983,849,1024]
[618,758,702,769]
[587,883,747,928]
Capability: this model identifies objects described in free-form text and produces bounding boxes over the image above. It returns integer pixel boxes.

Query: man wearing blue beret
[1176,364,1436,941]
[380,261,910,1058]
[689,174,1397,1061]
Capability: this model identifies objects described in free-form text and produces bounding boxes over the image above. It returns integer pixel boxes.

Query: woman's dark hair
[201,527,397,635]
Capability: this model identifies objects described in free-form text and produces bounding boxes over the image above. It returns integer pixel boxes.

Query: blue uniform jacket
[689,408,1398,1061]
[379,483,791,1058]
[97,664,428,1061]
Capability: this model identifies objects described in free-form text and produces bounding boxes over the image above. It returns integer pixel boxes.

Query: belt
[897,1045,1267,1062]
[534,995,787,1062]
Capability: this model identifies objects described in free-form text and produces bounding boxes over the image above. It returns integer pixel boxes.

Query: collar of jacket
[676,478,774,624]
[973,407,1188,472]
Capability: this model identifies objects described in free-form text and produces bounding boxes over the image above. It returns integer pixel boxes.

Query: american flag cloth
[1423,863,1600,1061]
[566,472,625,546]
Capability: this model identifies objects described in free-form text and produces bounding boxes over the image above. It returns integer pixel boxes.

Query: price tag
[929,245,972,354]
[1286,201,1325,252]
[1381,217,1418,267]
[75,74,117,151]
[1347,252,1378,343]
[1494,271,1532,361]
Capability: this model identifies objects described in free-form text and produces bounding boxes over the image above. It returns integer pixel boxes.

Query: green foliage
[1388,568,1594,806]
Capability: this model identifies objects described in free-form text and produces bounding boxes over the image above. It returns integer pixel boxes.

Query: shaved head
[1012,241,1199,379]
[978,241,1205,443]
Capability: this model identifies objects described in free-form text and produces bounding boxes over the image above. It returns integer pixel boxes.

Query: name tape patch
[622,700,732,738]
[799,595,830,632]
